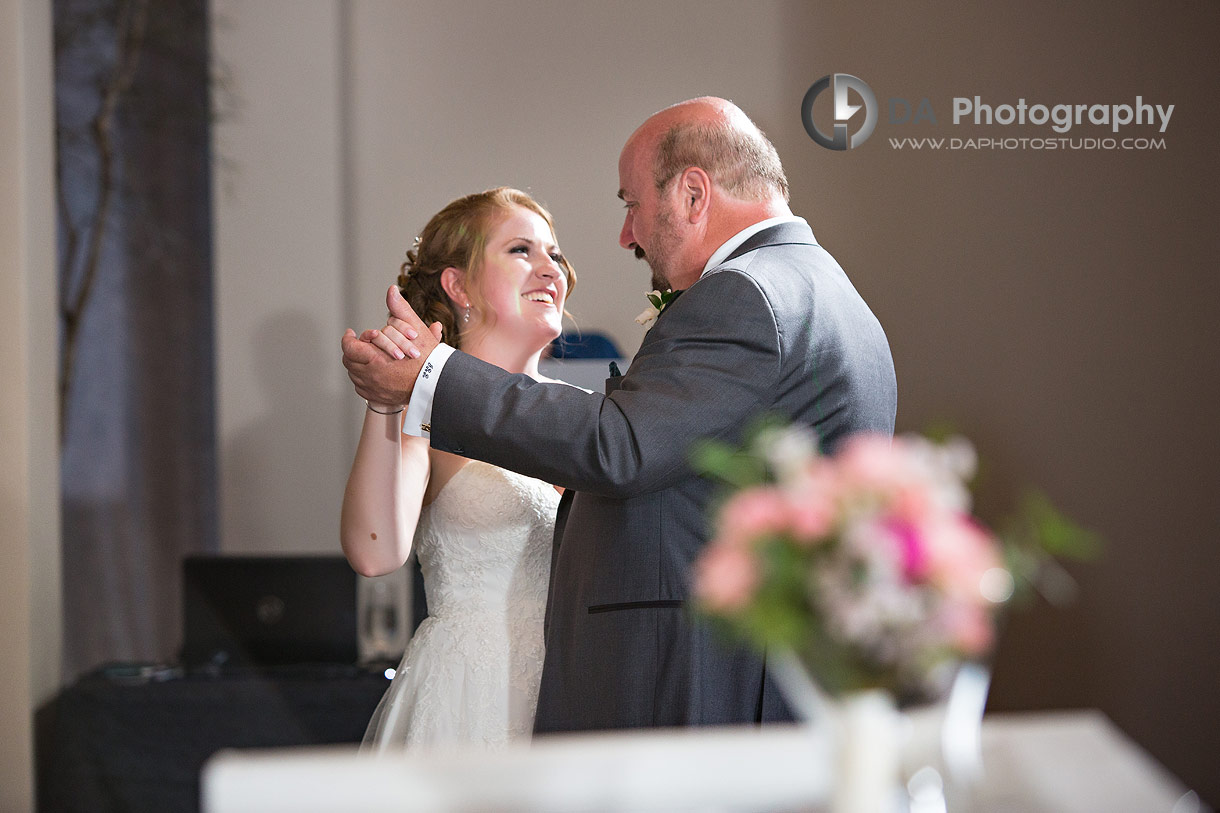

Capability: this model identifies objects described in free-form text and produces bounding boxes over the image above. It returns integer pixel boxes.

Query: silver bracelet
[366,401,405,415]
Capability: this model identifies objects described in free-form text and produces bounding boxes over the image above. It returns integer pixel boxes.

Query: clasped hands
[342,285,443,408]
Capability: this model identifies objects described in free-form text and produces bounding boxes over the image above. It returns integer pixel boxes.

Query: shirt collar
[699,215,808,278]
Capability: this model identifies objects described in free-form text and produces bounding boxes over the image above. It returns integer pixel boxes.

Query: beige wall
[772,2,1219,799]
[0,0,62,807]
[212,0,1220,802]
[211,0,795,553]
[211,0,353,554]
[343,0,792,358]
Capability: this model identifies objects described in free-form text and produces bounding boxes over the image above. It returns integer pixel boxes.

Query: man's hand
[341,286,443,406]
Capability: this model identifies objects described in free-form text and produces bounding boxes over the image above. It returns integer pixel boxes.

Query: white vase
[768,651,989,812]
[833,688,902,813]
[899,662,990,812]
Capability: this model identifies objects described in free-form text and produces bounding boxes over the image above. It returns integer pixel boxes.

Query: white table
[202,710,1199,812]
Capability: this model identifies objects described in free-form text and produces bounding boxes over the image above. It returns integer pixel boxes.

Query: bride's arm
[340,331,432,576]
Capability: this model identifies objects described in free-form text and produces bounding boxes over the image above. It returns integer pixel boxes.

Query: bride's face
[474,207,569,345]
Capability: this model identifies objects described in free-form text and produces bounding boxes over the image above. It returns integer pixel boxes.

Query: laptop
[181,555,359,668]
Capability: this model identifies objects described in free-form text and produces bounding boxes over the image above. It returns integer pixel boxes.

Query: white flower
[635,305,660,326]
[939,436,978,480]
[756,423,819,485]
[636,289,677,327]
[897,434,975,513]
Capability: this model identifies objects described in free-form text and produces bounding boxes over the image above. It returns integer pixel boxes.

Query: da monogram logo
[801,74,878,150]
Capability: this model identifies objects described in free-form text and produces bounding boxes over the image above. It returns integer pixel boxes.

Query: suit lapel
[546,487,575,636]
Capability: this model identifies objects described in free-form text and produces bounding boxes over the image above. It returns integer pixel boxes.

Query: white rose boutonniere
[634,289,679,326]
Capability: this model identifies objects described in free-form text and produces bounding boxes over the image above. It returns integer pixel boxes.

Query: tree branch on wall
[56,0,149,440]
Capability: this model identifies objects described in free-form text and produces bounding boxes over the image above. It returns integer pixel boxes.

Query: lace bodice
[362,460,559,750]
[416,461,558,619]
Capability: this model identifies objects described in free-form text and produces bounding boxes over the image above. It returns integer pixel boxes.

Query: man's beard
[649,266,668,293]
[639,206,683,291]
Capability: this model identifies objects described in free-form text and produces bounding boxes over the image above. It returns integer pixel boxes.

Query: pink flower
[786,495,835,543]
[921,515,1003,604]
[782,462,840,544]
[884,518,929,582]
[889,481,937,524]
[718,487,792,547]
[937,600,995,655]
[836,434,906,494]
[694,541,760,612]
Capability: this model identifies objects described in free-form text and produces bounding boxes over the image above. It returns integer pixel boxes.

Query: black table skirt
[38,663,391,813]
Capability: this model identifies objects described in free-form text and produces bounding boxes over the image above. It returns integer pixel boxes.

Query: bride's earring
[463,304,471,324]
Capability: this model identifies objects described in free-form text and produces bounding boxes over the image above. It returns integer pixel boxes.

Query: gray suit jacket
[430,221,897,732]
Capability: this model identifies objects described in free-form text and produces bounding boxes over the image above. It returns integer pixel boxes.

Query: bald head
[616,97,793,291]
[625,97,790,204]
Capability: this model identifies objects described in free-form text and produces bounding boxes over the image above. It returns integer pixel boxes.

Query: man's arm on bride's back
[428,271,781,497]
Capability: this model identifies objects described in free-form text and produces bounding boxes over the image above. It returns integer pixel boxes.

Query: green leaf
[1007,490,1102,561]
[690,439,769,488]
[920,419,962,444]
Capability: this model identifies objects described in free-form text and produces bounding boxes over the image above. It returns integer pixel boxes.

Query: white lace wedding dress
[362,460,559,751]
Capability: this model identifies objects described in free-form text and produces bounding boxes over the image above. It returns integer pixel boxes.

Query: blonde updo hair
[396,187,576,350]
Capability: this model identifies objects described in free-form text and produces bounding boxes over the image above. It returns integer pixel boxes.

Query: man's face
[618,139,690,291]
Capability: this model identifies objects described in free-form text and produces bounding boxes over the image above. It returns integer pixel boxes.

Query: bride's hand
[360,318,444,361]
[341,288,445,406]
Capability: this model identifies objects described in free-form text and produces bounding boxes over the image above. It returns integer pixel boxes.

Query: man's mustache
[634,246,646,260]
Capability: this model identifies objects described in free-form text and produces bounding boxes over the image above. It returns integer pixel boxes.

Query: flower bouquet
[690,421,1097,809]
[693,424,1016,699]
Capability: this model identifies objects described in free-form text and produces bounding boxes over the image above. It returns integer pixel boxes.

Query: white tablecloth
[202,710,1199,812]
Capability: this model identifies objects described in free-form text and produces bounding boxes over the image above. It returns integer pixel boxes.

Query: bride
[340,187,576,750]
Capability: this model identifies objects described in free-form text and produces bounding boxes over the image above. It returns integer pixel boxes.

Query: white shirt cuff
[401,343,457,437]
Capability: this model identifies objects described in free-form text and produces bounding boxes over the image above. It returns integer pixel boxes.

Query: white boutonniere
[634,289,679,326]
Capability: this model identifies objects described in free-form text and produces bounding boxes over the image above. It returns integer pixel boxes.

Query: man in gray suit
[343,97,896,732]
